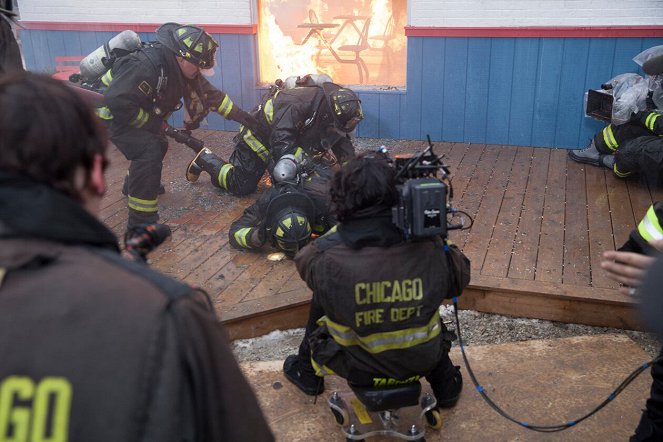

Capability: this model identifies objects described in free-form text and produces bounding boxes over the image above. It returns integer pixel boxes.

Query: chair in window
[334,17,372,84]
[368,14,396,67]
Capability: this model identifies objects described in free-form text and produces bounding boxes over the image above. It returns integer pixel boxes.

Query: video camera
[387,136,465,241]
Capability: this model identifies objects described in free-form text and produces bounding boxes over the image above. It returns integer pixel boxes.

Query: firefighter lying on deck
[228,153,336,257]
[186,79,362,196]
[282,154,471,409]
[95,22,256,236]
[0,72,274,442]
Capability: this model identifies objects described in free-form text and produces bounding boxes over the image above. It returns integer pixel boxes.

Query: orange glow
[258,0,406,86]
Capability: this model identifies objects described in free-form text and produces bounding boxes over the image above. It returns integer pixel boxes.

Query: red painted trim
[405,26,663,38]
[18,21,257,34]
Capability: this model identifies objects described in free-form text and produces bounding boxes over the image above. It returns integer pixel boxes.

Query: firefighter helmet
[156,22,218,69]
[265,191,315,256]
[271,208,312,256]
[322,82,363,133]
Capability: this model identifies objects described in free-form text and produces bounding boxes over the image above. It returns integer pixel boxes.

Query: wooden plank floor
[100,130,654,339]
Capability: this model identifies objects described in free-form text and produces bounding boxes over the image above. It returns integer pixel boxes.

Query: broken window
[258,0,406,87]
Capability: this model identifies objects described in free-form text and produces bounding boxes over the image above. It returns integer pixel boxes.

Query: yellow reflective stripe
[602,125,618,151]
[243,130,270,163]
[638,205,663,241]
[320,314,441,354]
[264,98,275,124]
[218,163,233,189]
[613,163,631,178]
[95,107,113,120]
[217,95,234,117]
[101,70,113,87]
[130,108,149,128]
[311,358,336,377]
[127,195,158,213]
[646,112,660,131]
[293,147,304,162]
[234,228,252,248]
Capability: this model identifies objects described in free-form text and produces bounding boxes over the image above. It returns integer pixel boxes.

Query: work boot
[568,140,600,166]
[122,176,165,195]
[186,147,226,182]
[599,154,616,170]
[431,365,463,409]
[283,355,325,396]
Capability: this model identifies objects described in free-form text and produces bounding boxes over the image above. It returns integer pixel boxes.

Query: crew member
[228,154,336,257]
[283,154,470,410]
[186,80,362,196]
[96,22,256,235]
[0,72,273,441]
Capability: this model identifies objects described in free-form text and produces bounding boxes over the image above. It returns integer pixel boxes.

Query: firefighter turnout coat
[0,172,274,442]
[213,85,356,196]
[294,213,471,380]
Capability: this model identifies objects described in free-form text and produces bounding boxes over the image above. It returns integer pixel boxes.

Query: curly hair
[330,154,399,221]
[0,72,108,201]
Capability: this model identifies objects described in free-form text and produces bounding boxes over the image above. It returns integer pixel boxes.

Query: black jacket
[229,169,335,251]
[0,172,274,442]
[249,85,355,165]
[294,212,471,380]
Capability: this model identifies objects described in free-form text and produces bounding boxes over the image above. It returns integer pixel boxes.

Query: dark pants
[631,347,663,441]
[111,125,168,229]
[210,131,270,196]
[594,123,650,155]
[297,297,456,388]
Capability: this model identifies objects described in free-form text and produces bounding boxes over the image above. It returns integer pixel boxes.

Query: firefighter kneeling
[283,154,471,411]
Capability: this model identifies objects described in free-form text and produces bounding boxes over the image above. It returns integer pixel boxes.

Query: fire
[258,0,406,86]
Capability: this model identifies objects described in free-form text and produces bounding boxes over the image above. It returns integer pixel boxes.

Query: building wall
[408,0,663,27]
[17,0,255,24]
[15,0,663,148]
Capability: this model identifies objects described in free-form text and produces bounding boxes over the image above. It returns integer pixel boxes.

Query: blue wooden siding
[20,29,663,148]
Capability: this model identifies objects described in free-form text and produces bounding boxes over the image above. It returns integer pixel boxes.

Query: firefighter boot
[568,140,600,166]
[599,154,616,170]
[283,355,325,396]
[186,148,226,183]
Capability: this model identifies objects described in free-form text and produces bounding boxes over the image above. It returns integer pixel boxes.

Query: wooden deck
[100,130,656,339]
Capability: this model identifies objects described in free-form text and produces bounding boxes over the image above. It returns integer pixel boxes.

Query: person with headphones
[95,22,256,238]
[185,80,362,196]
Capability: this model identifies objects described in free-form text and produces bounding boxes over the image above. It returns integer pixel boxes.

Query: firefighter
[568,110,663,180]
[569,47,663,180]
[0,0,23,73]
[228,154,336,257]
[96,22,256,235]
[282,154,471,410]
[186,81,362,196]
[0,73,273,441]
[601,207,663,442]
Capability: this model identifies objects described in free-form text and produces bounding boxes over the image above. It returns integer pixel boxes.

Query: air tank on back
[79,30,142,81]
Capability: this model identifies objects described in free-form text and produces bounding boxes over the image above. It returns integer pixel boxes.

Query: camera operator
[283,154,471,410]
[0,73,273,441]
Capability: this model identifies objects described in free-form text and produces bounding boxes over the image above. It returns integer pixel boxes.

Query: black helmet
[265,191,315,256]
[322,82,363,133]
[156,22,218,69]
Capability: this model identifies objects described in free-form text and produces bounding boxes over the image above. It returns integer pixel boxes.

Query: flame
[258,0,406,86]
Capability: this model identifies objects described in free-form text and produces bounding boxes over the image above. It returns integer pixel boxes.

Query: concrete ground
[241,334,653,441]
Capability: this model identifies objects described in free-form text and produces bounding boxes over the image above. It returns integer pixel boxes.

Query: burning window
[258,0,406,87]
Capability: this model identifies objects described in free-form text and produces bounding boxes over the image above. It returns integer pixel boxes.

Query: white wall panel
[17,0,255,24]
[409,0,663,27]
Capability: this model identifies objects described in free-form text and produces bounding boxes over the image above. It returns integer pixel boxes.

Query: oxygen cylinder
[79,30,142,81]
[283,73,333,89]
